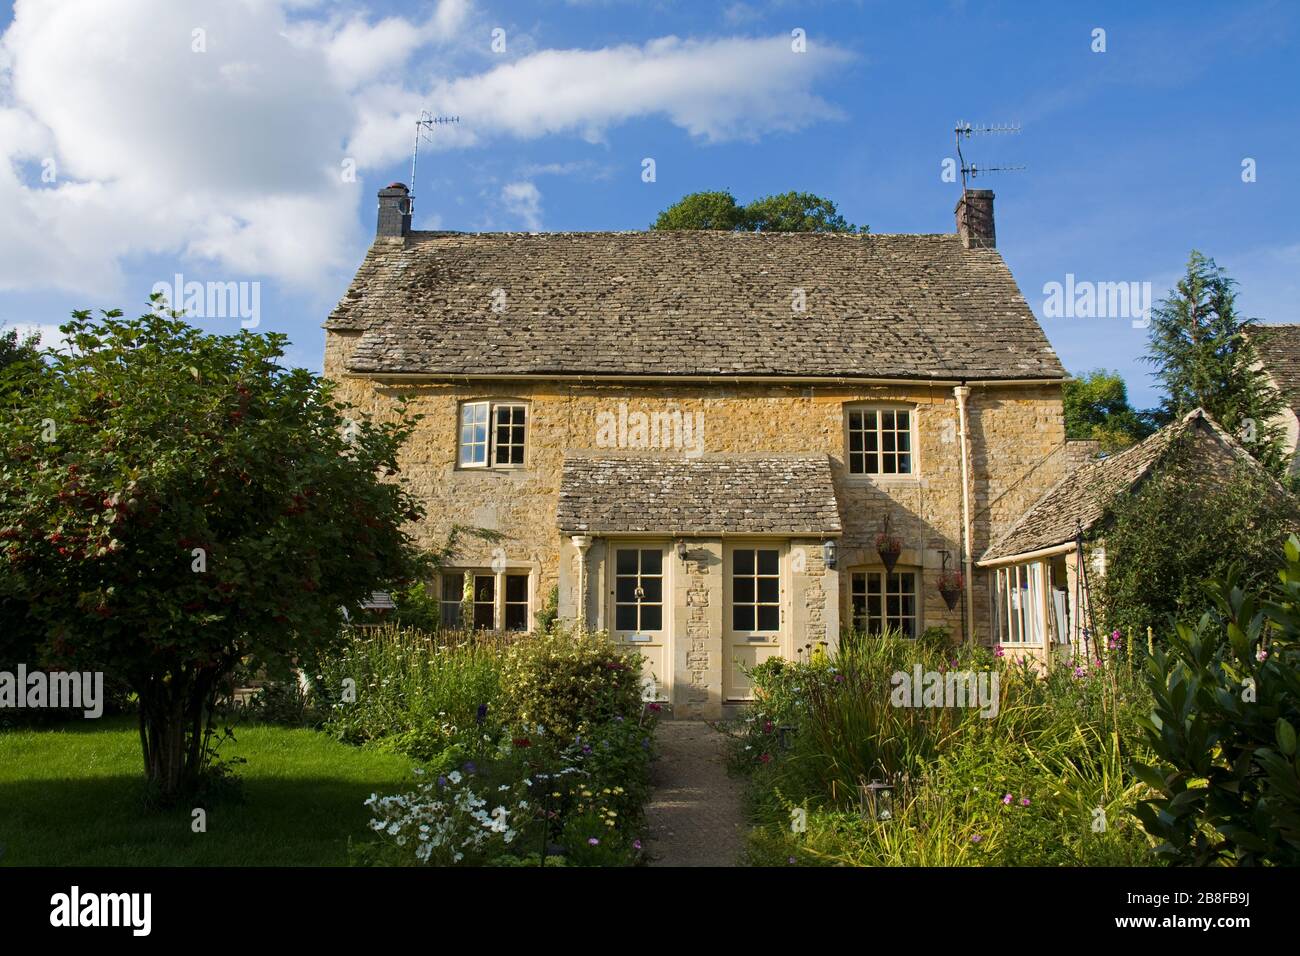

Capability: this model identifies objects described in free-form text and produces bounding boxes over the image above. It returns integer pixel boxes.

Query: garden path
[644,720,747,867]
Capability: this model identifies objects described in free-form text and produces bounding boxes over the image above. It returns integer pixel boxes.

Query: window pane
[863,411,877,429]
[757,606,780,631]
[734,577,755,604]
[616,577,637,603]
[896,410,909,429]
[640,577,662,604]
[849,430,863,452]
[616,605,637,631]
[505,603,528,631]
[442,575,463,602]
[757,577,779,603]
[616,549,638,575]
[734,549,754,575]
[864,431,878,451]
[505,575,527,602]
[474,576,494,603]
[509,444,524,465]
[757,549,779,575]
[641,549,663,575]
[881,410,894,429]
[848,411,862,430]
[851,573,866,597]
[733,605,755,631]
[882,430,895,452]
[641,606,662,631]
[473,603,494,629]
[897,454,911,474]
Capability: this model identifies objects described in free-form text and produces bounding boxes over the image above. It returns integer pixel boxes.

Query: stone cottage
[324,184,1075,717]
[1247,323,1300,474]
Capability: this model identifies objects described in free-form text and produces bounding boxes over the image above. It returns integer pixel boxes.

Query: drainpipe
[953,386,975,641]
[571,535,593,631]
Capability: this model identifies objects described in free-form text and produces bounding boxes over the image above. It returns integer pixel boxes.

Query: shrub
[1133,543,1300,865]
[499,626,644,740]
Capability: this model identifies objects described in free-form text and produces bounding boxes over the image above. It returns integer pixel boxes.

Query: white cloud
[0,0,852,296]
[501,181,543,231]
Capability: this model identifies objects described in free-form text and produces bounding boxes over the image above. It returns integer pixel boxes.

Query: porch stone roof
[556,452,843,535]
[326,231,1065,381]
[979,409,1277,563]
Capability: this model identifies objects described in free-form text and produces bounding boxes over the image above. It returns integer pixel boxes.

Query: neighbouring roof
[556,452,843,535]
[979,409,1281,563]
[1248,324,1300,415]
[326,231,1065,381]
[359,591,396,610]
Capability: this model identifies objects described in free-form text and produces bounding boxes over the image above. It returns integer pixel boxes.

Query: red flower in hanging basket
[937,569,964,611]
[875,532,902,554]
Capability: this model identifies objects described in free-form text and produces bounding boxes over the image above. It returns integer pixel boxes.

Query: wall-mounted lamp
[822,539,838,570]
[675,539,688,562]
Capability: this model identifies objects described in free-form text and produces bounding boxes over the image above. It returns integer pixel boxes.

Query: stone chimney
[377,183,411,239]
[955,188,995,249]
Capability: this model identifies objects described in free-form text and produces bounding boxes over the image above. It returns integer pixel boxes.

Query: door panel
[724,544,784,702]
[610,543,670,702]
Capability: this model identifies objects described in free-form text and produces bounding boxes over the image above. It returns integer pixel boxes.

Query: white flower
[448,771,463,784]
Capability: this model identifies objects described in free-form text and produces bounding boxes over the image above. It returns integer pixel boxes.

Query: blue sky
[1,0,1297,408]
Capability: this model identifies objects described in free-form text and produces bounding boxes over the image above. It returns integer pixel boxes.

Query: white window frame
[993,562,1046,646]
[438,568,531,631]
[845,404,917,477]
[850,568,919,637]
[458,400,528,470]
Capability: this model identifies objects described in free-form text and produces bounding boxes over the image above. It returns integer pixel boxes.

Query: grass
[0,716,417,866]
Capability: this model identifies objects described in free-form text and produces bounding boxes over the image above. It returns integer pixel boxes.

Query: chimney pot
[377,183,411,239]
[955,189,995,249]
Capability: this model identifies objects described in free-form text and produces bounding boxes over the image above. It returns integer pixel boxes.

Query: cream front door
[724,543,785,702]
[609,543,670,702]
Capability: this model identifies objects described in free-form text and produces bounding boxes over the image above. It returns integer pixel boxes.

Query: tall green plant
[1133,547,1300,866]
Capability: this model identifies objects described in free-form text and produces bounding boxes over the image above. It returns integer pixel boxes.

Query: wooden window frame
[845,404,918,478]
[457,400,528,471]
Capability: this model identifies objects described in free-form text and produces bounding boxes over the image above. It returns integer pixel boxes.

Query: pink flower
[1002,793,1013,805]
[1073,666,1087,678]
[994,644,1005,658]
[1020,797,1030,807]
[970,833,983,843]
[1257,648,1269,662]
[588,837,600,846]
[763,721,774,734]
[758,753,772,764]
[632,840,642,851]
[1093,659,1103,668]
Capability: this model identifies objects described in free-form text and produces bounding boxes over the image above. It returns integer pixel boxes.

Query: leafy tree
[1133,544,1300,865]
[651,190,746,231]
[652,190,863,233]
[0,305,423,800]
[0,326,44,403]
[741,191,860,233]
[1099,437,1297,638]
[1063,369,1156,453]
[1144,251,1286,472]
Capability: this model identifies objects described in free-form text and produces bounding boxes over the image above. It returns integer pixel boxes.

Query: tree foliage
[1099,437,1297,638]
[1144,251,1286,472]
[1133,545,1300,865]
[0,306,424,799]
[1063,369,1156,453]
[652,190,863,233]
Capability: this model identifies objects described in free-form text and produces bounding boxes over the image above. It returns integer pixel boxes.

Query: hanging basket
[937,569,964,611]
[939,586,961,611]
[875,532,902,573]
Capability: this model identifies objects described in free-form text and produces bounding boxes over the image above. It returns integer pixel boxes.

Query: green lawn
[0,717,417,866]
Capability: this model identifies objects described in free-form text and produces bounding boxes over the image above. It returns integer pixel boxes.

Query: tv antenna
[410,112,460,218]
[953,121,1025,193]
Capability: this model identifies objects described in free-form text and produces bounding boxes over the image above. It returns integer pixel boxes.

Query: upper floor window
[847,407,913,476]
[459,401,527,468]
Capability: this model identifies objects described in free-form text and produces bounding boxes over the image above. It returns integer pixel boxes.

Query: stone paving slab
[645,720,746,867]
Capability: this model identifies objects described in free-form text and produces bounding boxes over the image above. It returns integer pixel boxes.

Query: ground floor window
[439,570,531,631]
[850,570,917,637]
[614,547,664,632]
[993,562,1046,645]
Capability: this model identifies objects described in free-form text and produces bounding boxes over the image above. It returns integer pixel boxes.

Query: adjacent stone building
[324,184,1076,717]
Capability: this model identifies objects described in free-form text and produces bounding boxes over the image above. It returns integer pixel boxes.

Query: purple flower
[834,674,846,683]
[1002,793,1013,805]
[632,840,642,850]
[1019,797,1030,807]
[588,837,600,846]
[437,775,447,787]
[970,833,983,844]
[994,644,1005,658]
[1257,648,1269,662]
[462,761,477,775]
[1073,666,1087,678]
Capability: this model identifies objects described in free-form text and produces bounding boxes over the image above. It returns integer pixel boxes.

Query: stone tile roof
[979,409,1276,562]
[326,231,1065,381]
[556,452,843,535]
[1248,324,1300,415]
